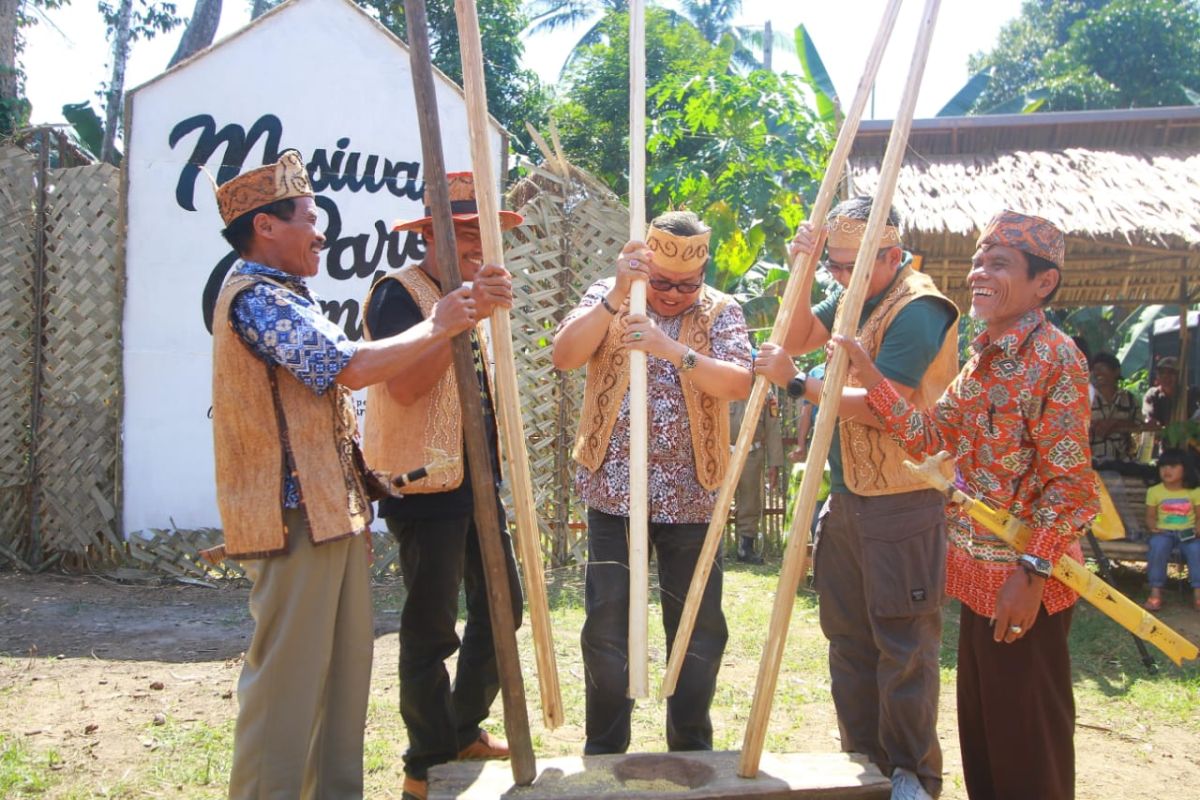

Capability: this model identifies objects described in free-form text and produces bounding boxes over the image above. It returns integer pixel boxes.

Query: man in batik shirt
[836,210,1098,800]
[552,210,752,754]
[209,150,477,800]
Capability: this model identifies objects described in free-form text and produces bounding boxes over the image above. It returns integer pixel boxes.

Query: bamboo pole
[1174,269,1190,424]
[402,0,535,783]
[627,0,650,700]
[454,0,564,731]
[739,0,943,778]
[659,0,906,701]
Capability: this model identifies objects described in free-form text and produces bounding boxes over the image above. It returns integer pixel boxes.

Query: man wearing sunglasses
[552,210,752,755]
[754,197,958,800]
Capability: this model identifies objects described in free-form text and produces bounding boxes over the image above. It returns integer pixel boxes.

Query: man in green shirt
[755,197,958,800]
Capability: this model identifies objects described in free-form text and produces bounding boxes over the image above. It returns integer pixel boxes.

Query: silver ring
[632,331,643,340]
[1009,625,1022,635]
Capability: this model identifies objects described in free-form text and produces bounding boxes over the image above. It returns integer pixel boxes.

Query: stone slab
[428,751,891,799]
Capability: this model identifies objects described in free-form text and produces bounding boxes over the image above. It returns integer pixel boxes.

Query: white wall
[123,0,503,534]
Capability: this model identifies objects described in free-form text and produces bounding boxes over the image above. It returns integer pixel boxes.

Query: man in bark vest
[834,210,1098,800]
[361,172,523,800]
[552,211,753,754]
[210,150,478,800]
[754,197,959,800]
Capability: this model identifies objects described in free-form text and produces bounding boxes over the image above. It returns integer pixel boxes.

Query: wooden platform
[428,751,891,799]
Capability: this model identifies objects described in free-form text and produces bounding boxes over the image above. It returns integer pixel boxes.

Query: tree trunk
[101,0,133,165]
[167,0,223,68]
[762,19,772,72]
[0,0,21,131]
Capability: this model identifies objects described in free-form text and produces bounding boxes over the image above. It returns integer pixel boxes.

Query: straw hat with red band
[393,171,523,233]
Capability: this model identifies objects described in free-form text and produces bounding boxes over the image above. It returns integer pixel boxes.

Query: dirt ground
[1,570,1197,798]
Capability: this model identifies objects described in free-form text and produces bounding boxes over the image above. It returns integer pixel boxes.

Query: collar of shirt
[237,260,310,297]
[970,307,1046,360]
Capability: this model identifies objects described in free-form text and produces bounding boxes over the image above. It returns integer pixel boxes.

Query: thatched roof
[848,107,1200,308]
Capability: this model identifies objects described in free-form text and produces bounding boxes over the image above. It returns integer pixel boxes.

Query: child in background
[1143,448,1200,611]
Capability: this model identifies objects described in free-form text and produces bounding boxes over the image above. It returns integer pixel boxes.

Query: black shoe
[736,550,764,565]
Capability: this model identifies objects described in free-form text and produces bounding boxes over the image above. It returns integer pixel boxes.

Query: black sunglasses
[648,277,703,293]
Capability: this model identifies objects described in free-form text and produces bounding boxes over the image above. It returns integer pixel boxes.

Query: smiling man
[361,172,524,800]
[211,150,479,800]
[552,210,752,756]
[835,210,1098,800]
[753,197,958,800]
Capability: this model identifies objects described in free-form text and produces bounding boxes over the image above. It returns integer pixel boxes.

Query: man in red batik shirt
[835,210,1098,800]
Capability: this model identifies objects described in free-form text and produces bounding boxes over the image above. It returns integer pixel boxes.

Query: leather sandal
[457,730,510,760]
[1143,594,1164,612]
[401,775,427,800]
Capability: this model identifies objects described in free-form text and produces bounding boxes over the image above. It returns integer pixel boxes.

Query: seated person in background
[1143,356,1199,430]
[1143,448,1200,612]
[1089,352,1141,465]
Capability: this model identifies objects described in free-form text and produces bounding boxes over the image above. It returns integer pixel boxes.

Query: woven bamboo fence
[0,137,122,570]
[502,161,629,566]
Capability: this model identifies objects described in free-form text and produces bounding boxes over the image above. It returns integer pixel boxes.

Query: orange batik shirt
[865,309,1099,618]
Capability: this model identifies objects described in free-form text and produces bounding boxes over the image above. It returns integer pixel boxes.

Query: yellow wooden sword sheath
[905,452,1198,667]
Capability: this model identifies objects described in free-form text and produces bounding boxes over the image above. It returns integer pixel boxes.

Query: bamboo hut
[847,106,1200,310]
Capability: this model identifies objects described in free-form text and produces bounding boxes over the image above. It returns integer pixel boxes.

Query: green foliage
[0,733,58,795]
[359,0,549,152]
[968,0,1200,112]
[794,23,838,122]
[937,67,993,116]
[97,0,183,43]
[0,86,31,137]
[552,8,727,198]
[61,101,108,161]
[648,66,832,289]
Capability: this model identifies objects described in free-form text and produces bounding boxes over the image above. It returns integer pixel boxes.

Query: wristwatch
[786,372,808,399]
[1018,553,1053,579]
[680,348,698,372]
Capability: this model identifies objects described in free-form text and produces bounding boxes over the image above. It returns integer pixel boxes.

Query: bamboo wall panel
[0,146,38,559]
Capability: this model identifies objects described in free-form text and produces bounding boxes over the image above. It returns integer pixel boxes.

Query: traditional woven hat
[976,210,1066,268]
[393,171,523,232]
[827,216,901,250]
[215,149,314,227]
[647,223,711,274]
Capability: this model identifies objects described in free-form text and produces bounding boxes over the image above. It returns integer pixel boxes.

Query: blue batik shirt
[228,261,358,507]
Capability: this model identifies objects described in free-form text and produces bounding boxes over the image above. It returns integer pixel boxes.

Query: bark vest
[572,285,735,491]
[362,265,467,493]
[840,266,960,496]
[211,274,373,559]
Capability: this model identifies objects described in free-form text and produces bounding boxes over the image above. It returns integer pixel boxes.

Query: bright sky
[22,0,1024,130]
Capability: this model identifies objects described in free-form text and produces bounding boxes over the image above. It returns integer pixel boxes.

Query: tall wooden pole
[402,0,535,783]
[454,0,564,731]
[660,0,906,700]
[627,0,650,700]
[1174,268,1190,424]
[737,0,942,777]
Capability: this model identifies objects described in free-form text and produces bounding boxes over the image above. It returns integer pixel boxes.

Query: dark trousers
[387,508,523,780]
[814,490,946,796]
[581,507,728,755]
[957,603,1075,800]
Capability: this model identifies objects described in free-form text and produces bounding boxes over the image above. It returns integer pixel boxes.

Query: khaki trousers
[228,509,374,800]
[734,445,766,541]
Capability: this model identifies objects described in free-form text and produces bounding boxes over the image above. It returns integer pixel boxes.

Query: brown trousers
[957,603,1075,800]
[814,490,946,796]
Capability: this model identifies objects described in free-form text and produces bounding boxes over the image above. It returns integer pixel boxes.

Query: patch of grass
[143,717,234,796]
[0,733,58,795]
